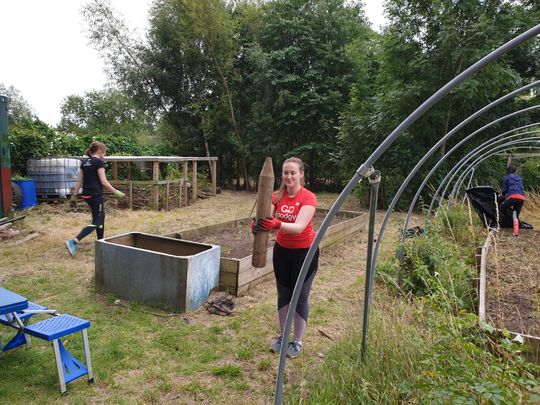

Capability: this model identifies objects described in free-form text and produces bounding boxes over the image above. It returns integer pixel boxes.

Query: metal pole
[274,171,366,404]
[451,143,540,204]
[431,115,540,212]
[443,133,540,203]
[273,23,540,403]
[361,170,381,359]
[450,138,540,203]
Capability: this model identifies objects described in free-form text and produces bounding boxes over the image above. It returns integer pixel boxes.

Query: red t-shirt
[272,187,317,249]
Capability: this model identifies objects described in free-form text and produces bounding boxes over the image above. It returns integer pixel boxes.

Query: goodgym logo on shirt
[278,205,297,222]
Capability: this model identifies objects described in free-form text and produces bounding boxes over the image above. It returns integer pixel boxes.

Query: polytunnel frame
[433,115,540,211]
[436,128,540,203]
[399,105,540,242]
[450,138,540,203]
[430,122,540,212]
[448,136,540,201]
[274,23,540,404]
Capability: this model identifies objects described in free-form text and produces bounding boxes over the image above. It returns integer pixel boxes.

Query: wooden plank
[177,163,182,208]
[220,271,239,287]
[236,272,275,297]
[238,262,274,286]
[104,156,218,162]
[129,181,133,210]
[220,258,240,274]
[152,161,160,210]
[211,160,217,194]
[112,161,118,180]
[111,179,183,186]
[165,181,170,211]
[192,160,198,203]
[182,161,188,206]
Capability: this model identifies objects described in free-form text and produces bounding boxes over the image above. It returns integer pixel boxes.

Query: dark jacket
[502,173,525,197]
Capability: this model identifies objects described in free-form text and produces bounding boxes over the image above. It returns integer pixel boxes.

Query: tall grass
[292,204,540,403]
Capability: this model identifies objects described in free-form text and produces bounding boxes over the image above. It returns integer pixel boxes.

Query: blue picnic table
[0,287,28,316]
[0,286,94,393]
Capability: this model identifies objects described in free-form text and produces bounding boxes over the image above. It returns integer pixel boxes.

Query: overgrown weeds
[294,203,540,403]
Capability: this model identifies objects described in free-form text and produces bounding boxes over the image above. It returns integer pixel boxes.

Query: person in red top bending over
[252,157,318,359]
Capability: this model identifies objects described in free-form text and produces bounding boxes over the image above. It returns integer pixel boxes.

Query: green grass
[290,204,540,404]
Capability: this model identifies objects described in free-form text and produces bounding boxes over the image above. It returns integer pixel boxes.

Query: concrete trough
[95,232,220,312]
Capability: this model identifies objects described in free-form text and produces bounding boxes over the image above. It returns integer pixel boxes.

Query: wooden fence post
[152,161,159,210]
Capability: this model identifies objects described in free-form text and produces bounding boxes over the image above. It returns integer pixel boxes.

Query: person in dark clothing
[500,164,525,236]
[65,141,125,256]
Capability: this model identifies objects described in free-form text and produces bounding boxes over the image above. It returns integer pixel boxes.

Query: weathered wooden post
[252,157,274,268]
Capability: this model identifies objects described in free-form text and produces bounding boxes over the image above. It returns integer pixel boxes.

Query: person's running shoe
[287,341,303,358]
[65,239,78,256]
[269,336,283,353]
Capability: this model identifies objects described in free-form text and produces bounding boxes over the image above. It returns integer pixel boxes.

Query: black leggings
[500,198,524,219]
[273,242,319,322]
[76,195,105,241]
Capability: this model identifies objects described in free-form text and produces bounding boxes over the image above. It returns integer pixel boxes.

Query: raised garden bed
[482,229,540,363]
[166,208,365,296]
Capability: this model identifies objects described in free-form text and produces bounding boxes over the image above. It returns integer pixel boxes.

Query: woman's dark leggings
[273,242,319,341]
[76,195,105,241]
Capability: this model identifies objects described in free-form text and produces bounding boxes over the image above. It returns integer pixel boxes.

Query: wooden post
[112,162,118,180]
[182,161,188,206]
[252,157,274,268]
[177,163,182,208]
[192,160,198,203]
[129,181,133,210]
[165,181,170,211]
[152,161,159,210]
[211,160,217,194]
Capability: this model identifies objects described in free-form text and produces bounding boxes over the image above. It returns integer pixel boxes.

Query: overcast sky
[0,0,386,127]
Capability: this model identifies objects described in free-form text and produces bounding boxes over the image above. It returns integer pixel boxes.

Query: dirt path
[486,229,540,337]
[0,191,405,404]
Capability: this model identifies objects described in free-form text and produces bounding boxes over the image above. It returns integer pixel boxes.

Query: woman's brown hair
[275,157,305,203]
[86,141,107,157]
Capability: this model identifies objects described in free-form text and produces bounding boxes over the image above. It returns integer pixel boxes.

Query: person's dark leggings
[76,195,105,241]
[273,242,319,342]
[500,198,524,218]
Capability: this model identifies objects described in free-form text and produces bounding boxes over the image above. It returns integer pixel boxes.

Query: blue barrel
[13,179,38,209]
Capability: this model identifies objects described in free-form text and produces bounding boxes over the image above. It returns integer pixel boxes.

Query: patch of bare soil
[486,229,540,336]
[185,212,346,258]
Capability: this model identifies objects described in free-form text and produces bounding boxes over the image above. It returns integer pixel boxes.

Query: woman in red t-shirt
[253,157,319,359]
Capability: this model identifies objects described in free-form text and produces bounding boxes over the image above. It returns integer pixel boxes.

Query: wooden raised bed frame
[166,208,366,296]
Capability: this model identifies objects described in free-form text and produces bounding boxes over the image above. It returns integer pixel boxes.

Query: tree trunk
[207,42,249,191]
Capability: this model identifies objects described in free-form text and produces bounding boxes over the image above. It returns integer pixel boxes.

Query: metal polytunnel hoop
[274,23,540,404]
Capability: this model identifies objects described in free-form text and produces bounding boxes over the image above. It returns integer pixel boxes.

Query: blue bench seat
[1,302,49,352]
[25,314,90,341]
[25,314,94,393]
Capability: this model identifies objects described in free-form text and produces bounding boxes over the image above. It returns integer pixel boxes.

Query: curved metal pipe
[440,129,540,204]
[428,122,540,208]
[450,143,540,205]
[450,138,540,202]
[401,106,540,237]
[437,123,540,206]
[274,23,540,403]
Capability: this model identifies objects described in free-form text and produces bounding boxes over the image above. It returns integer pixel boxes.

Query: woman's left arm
[97,167,118,193]
[279,205,316,235]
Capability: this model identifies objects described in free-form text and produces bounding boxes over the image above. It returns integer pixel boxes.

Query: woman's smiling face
[282,161,303,192]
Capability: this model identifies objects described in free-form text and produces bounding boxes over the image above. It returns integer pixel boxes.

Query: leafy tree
[340,0,540,206]
[242,0,369,187]
[58,89,156,140]
[0,83,34,124]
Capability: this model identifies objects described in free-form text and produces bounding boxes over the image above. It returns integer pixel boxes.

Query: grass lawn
[0,190,404,404]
